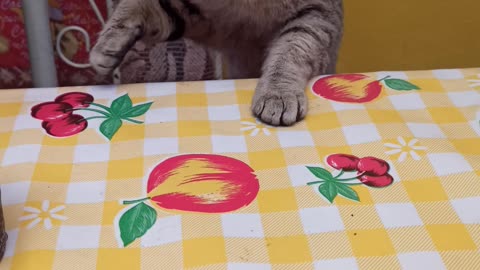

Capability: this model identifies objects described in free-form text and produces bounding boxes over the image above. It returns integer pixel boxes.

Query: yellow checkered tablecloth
[0,68,479,270]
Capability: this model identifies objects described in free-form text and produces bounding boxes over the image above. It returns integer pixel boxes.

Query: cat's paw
[252,90,307,126]
[89,48,121,76]
[89,25,142,75]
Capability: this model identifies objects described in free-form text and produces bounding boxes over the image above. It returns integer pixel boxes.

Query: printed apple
[116,154,260,248]
[311,74,420,103]
[312,74,383,103]
[146,154,260,213]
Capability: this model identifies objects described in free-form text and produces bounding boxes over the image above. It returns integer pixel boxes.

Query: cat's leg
[252,10,340,126]
[89,0,175,75]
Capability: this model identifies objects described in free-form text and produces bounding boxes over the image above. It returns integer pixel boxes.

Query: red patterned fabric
[0,0,110,89]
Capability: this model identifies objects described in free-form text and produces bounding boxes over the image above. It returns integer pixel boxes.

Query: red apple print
[359,174,394,188]
[326,154,360,171]
[115,154,259,247]
[357,157,390,176]
[146,154,260,213]
[42,115,88,137]
[31,102,73,121]
[312,74,383,103]
[55,92,94,108]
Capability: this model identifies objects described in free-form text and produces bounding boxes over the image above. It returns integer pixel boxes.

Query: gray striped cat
[90,0,344,126]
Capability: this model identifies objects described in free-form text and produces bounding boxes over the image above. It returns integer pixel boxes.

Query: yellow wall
[337,0,480,73]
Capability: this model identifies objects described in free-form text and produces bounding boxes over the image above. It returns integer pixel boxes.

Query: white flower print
[241,120,272,136]
[384,137,427,163]
[19,200,67,230]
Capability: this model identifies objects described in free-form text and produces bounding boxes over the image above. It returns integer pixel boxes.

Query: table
[0,68,479,269]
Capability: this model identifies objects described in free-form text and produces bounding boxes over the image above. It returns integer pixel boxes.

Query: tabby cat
[90,0,344,126]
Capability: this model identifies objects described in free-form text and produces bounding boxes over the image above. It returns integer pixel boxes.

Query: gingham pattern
[0,68,479,270]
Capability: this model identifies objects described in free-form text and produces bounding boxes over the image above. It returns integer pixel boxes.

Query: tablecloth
[0,68,479,269]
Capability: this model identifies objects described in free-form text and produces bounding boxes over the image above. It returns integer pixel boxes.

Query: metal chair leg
[22,0,58,88]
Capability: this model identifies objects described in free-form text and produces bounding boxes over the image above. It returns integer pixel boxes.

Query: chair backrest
[56,0,110,68]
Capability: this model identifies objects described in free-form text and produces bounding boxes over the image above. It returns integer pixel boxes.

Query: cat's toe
[89,48,120,76]
[89,29,140,75]
[252,91,307,126]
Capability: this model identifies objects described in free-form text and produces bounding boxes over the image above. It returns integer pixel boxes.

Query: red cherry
[327,154,360,171]
[55,92,94,108]
[31,102,73,121]
[357,157,390,176]
[42,114,88,137]
[359,174,394,188]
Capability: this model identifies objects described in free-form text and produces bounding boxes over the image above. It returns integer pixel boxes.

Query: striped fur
[90,0,344,126]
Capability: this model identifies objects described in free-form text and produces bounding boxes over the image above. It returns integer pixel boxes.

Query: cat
[90,0,344,126]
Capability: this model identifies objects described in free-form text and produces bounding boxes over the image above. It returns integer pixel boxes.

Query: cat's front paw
[252,90,307,126]
[89,48,121,76]
[89,24,143,75]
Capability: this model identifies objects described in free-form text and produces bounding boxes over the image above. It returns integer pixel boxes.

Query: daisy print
[241,120,272,136]
[19,200,67,230]
[385,137,427,162]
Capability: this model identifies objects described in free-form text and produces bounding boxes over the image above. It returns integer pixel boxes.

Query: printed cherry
[326,154,360,171]
[359,174,394,188]
[357,157,390,176]
[31,102,73,121]
[55,92,94,108]
[42,114,88,137]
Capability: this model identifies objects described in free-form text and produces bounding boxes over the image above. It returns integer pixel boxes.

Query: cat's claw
[252,90,307,126]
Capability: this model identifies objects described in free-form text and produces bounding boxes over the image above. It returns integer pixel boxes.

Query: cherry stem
[334,170,345,179]
[336,171,366,181]
[76,116,107,124]
[85,116,108,121]
[124,118,144,124]
[70,108,111,117]
[378,75,391,82]
[123,197,151,205]
[334,179,358,182]
[87,102,111,112]
[307,172,367,186]
[307,180,364,186]
[307,181,323,186]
